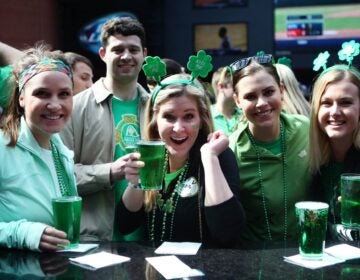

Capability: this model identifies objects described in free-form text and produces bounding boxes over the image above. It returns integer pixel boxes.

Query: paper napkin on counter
[284,253,344,270]
[154,242,202,255]
[324,244,360,260]
[69,251,130,270]
[146,255,204,279]
[57,243,99,253]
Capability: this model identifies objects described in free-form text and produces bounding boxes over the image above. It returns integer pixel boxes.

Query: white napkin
[324,244,360,260]
[57,243,99,253]
[146,255,204,279]
[284,253,344,270]
[69,251,130,270]
[154,242,202,255]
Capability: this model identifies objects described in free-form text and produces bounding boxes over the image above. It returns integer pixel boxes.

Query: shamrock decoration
[163,199,174,213]
[156,193,164,208]
[313,51,330,72]
[142,56,167,84]
[256,50,265,56]
[187,50,213,79]
[338,40,360,66]
[277,56,292,68]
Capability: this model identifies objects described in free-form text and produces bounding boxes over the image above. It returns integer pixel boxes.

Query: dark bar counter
[0,241,359,279]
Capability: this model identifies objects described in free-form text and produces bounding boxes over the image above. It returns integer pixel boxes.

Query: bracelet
[128,182,141,189]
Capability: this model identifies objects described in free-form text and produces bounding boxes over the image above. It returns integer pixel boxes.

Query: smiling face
[156,95,201,167]
[19,71,73,148]
[99,34,147,84]
[317,80,360,145]
[233,69,283,138]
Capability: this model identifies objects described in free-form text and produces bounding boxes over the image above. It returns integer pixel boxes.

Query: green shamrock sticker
[187,50,213,79]
[338,40,360,66]
[277,57,292,68]
[313,51,330,72]
[142,56,167,84]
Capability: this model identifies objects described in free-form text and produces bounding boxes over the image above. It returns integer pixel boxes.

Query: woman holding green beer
[116,73,245,247]
[309,43,360,239]
[0,44,76,251]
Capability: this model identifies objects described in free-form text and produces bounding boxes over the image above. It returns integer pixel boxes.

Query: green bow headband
[142,50,213,105]
[313,40,360,77]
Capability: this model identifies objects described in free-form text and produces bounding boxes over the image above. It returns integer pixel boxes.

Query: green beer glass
[340,173,360,229]
[295,201,329,259]
[52,196,82,248]
[137,140,166,191]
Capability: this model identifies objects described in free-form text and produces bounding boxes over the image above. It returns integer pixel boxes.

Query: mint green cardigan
[0,118,76,251]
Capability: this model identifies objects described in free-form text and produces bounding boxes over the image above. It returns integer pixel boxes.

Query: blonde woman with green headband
[116,56,245,247]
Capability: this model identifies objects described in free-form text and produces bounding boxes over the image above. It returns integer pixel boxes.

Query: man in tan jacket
[61,17,149,242]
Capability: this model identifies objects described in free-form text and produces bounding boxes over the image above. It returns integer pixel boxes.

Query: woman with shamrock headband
[227,53,311,242]
[309,40,360,241]
[115,51,245,247]
[0,43,77,251]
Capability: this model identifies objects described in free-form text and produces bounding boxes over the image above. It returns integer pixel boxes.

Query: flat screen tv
[193,23,248,56]
[194,0,247,8]
[274,0,360,55]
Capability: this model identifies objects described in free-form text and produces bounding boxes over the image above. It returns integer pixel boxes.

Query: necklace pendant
[163,199,174,213]
[178,177,199,197]
[156,193,164,208]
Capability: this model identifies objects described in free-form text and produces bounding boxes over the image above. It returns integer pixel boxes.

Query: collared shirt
[210,105,242,136]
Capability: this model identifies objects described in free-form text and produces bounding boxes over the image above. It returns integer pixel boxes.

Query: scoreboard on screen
[286,14,323,37]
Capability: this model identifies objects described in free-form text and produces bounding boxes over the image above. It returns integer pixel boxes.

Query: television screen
[193,23,248,56]
[274,1,360,55]
[194,0,247,8]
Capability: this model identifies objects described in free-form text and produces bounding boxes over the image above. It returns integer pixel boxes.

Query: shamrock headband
[312,40,360,78]
[18,58,73,93]
[142,50,213,105]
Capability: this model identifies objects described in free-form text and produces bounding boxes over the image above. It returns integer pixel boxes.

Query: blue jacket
[0,118,76,251]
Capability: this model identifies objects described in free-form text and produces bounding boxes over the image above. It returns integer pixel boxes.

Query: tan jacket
[60,78,149,241]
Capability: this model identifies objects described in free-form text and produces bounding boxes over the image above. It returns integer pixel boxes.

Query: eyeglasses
[229,54,274,73]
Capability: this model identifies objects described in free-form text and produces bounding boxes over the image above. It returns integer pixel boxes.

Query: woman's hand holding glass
[39,226,70,252]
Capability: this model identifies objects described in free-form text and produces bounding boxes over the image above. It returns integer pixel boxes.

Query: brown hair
[1,43,71,146]
[100,17,146,49]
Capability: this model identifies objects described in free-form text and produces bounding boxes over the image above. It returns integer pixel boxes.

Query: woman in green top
[227,54,311,242]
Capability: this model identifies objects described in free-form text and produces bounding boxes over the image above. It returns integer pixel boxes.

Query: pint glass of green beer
[137,140,166,191]
[295,201,329,259]
[52,196,82,248]
[341,174,360,228]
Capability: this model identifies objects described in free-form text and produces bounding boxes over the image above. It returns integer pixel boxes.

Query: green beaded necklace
[148,152,189,242]
[246,120,288,241]
[50,141,74,197]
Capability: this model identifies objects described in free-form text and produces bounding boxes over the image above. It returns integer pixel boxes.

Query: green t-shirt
[210,105,242,136]
[112,95,143,241]
[0,65,13,110]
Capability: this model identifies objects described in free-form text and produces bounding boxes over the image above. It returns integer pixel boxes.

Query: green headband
[142,50,213,105]
[313,40,360,78]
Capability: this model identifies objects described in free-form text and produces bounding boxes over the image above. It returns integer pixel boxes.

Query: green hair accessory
[313,40,360,76]
[277,56,292,68]
[143,50,213,105]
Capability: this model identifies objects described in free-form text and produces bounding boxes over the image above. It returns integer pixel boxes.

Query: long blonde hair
[309,66,360,173]
[275,63,310,116]
[143,73,214,211]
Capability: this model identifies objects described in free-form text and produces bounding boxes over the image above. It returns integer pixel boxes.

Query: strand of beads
[149,160,189,242]
[51,141,74,196]
[246,120,288,241]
